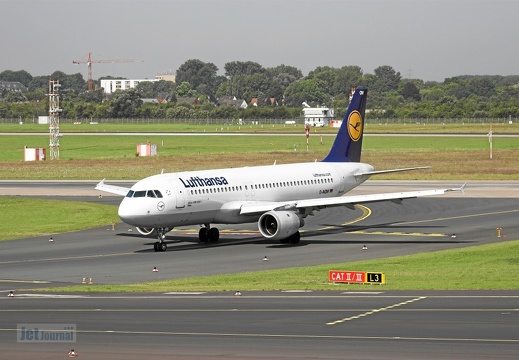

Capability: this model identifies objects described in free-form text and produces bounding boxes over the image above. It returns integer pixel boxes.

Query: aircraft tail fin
[322,88,368,163]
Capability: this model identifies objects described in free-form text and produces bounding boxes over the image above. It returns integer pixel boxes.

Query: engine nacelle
[136,227,157,237]
[258,211,304,240]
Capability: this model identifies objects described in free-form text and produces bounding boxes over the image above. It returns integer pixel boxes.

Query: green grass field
[3,134,517,162]
[44,240,519,292]
[1,134,518,180]
[0,198,118,240]
[2,121,518,134]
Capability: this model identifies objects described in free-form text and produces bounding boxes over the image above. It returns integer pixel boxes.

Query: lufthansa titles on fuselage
[179,176,229,188]
[312,173,331,178]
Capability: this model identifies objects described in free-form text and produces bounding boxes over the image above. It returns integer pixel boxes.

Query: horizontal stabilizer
[354,166,431,177]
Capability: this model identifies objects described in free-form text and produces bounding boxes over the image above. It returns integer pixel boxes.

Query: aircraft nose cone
[118,198,137,225]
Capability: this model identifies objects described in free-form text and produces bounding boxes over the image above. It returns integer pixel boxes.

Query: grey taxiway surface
[0,180,518,359]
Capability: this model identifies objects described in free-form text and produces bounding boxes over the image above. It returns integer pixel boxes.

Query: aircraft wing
[95,179,131,196]
[239,184,465,215]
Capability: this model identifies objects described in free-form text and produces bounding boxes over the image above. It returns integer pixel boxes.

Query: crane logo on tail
[347,110,363,142]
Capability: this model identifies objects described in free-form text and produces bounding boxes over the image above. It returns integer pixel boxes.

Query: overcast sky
[2,0,518,82]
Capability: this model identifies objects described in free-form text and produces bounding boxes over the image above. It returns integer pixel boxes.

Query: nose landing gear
[153,228,169,252]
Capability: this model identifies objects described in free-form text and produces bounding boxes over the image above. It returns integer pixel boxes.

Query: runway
[0,181,518,358]
[1,292,518,359]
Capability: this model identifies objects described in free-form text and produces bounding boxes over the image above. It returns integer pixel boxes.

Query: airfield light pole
[488,124,493,160]
[48,80,61,160]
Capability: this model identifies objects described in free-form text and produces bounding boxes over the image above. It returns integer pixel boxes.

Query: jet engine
[136,227,157,237]
[258,211,304,240]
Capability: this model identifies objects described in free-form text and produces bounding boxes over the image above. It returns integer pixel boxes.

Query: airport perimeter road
[1,292,518,359]
[1,180,519,197]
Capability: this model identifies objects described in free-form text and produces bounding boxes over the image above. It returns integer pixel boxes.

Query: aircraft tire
[153,242,160,252]
[159,242,167,252]
[208,227,220,242]
[199,227,209,243]
[288,231,301,244]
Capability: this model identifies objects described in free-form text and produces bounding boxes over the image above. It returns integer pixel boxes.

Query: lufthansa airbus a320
[96,88,464,252]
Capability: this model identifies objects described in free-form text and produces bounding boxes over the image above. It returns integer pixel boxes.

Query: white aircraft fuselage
[117,161,374,228]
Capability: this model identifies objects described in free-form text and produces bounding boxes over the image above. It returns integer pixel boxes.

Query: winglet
[95,179,131,196]
[446,183,467,194]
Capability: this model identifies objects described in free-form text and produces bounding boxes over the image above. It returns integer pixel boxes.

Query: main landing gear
[279,231,301,245]
[198,224,220,243]
[153,227,168,252]
[152,224,219,251]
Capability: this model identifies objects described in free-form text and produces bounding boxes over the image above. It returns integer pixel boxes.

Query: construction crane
[73,52,142,91]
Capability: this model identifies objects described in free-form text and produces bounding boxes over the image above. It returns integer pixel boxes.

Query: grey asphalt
[0,181,518,359]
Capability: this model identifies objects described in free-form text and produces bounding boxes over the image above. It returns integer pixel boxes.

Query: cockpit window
[127,189,164,198]
[133,190,146,198]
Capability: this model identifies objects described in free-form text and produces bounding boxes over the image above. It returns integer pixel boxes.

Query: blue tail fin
[322,88,368,163]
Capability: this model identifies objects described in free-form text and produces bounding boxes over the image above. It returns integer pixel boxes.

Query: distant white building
[100,79,160,94]
[303,106,335,127]
[0,81,27,92]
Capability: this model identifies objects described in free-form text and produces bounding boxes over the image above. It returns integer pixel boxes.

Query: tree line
[1,61,519,120]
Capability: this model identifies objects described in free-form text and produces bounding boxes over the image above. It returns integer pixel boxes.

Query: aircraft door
[336,168,346,194]
[245,182,255,200]
[339,175,346,194]
[171,179,186,208]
